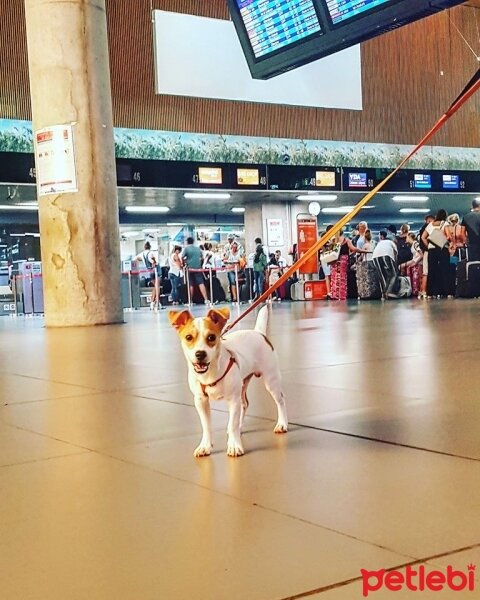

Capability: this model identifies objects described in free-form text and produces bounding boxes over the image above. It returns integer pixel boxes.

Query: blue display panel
[413,174,432,189]
[348,172,368,188]
[326,0,393,25]
[443,174,460,190]
[236,0,322,59]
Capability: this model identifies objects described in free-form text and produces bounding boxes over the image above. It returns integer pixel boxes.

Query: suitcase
[347,267,359,299]
[290,281,305,301]
[456,260,480,298]
[304,280,327,300]
[390,276,412,298]
[397,276,412,298]
[407,264,422,297]
[356,262,382,300]
[210,276,226,303]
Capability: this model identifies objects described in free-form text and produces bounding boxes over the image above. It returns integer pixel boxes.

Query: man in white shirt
[274,249,287,269]
[372,232,398,298]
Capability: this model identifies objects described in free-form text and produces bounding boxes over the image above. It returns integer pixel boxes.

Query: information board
[326,0,392,26]
[235,0,322,59]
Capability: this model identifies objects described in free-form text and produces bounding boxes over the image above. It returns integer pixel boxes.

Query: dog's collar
[199,354,237,397]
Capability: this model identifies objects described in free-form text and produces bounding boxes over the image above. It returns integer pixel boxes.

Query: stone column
[245,202,292,260]
[24,0,123,327]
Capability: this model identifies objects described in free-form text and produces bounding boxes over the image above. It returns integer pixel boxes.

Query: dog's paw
[274,422,288,434]
[227,441,245,457]
[193,444,213,457]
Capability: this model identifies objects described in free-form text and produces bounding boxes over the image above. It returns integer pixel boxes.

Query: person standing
[252,243,267,299]
[135,241,159,310]
[168,245,183,305]
[372,232,399,298]
[421,209,451,298]
[418,214,434,299]
[224,240,245,303]
[461,199,480,260]
[181,237,210,305]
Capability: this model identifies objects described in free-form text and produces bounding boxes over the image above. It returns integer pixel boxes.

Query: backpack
[143,251,153,269]
[396,236,413,265]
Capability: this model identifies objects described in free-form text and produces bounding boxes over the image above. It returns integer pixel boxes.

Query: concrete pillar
[24,0,123,327]
[245,201,293,262]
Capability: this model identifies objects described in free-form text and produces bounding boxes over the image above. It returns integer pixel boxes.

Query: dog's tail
[254,305,269,336]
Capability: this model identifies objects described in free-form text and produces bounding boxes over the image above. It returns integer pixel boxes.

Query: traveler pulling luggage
[356,261,382,300]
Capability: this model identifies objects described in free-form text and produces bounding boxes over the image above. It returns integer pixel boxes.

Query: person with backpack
[135,241,159,309]
[396,224,413,267]
[252,243,267,300]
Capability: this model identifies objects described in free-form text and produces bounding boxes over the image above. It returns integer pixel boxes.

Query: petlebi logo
[361,564,476,596]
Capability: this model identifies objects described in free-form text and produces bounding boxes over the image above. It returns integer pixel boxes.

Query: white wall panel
[153,10,362,110]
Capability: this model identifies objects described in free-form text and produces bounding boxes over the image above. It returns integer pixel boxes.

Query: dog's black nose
[195,350,207,362]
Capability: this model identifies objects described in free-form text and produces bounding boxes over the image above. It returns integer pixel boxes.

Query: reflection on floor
[1,300,479,600]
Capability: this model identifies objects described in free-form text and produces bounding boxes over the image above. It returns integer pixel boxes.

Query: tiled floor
[1,299,479,599]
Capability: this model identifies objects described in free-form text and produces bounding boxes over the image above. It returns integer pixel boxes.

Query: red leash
[224,67,480,333]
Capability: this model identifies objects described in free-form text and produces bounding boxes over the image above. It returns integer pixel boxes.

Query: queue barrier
[185,265,254,306]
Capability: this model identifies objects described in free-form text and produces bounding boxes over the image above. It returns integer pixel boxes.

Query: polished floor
[1,299,479,600]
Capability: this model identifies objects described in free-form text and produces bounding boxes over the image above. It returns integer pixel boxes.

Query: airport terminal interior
[1,0,480,599]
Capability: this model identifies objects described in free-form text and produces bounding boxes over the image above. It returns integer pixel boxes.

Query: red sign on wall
[296,216,318,274]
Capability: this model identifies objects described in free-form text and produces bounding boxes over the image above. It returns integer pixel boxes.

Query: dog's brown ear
[206,307,230,330]
[168,309,193,330]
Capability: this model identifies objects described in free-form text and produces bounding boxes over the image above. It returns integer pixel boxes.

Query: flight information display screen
[235,0,322,59]
[326,0,393,26]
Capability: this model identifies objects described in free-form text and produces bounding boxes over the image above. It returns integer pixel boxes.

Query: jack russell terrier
[168,306,288,457]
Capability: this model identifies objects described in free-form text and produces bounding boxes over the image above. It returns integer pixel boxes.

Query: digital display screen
[414,173,432,189]
[237,168,260,185]
[198,167,223,185]
[442,174,460,190]
[236,0,322,59]
[348,172,368,188]
[326,0,393,25]
[315,171,336,187]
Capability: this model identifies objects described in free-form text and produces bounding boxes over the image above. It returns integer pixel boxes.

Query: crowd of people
[319,199,480,300]
[136,234,283,308]
[135,199,480,307]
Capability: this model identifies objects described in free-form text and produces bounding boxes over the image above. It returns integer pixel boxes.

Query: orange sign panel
[315,171,336,187]
[198,167,222,184]
[297,216,318,274]
[237,168,259,186]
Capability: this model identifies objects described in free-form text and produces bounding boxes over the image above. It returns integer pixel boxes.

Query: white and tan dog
[168,306,288,457]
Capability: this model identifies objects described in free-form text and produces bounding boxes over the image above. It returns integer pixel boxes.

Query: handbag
[322,248,340,264]
[428,223,449,249]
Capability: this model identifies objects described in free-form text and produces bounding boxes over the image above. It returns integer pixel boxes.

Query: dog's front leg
[226,397,244,457]
[193,394,213,457]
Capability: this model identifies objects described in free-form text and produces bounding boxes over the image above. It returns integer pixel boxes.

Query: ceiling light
[0,205,38,211]
[296,194,337,201]
[231,207,245,213]
[321,205,375,214]
[184,192,231,200]
[121,231,142,237]
[399,208,430,214]
[124,206,170,213]
[392,195,429,202]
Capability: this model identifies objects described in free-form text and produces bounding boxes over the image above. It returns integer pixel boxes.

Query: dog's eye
[185,334,194,342]
[207,334,216,343]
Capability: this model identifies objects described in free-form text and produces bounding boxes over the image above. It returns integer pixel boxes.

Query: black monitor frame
[226,0,465,79]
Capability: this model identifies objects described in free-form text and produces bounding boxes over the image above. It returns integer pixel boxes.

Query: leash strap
[224,67,480,334]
